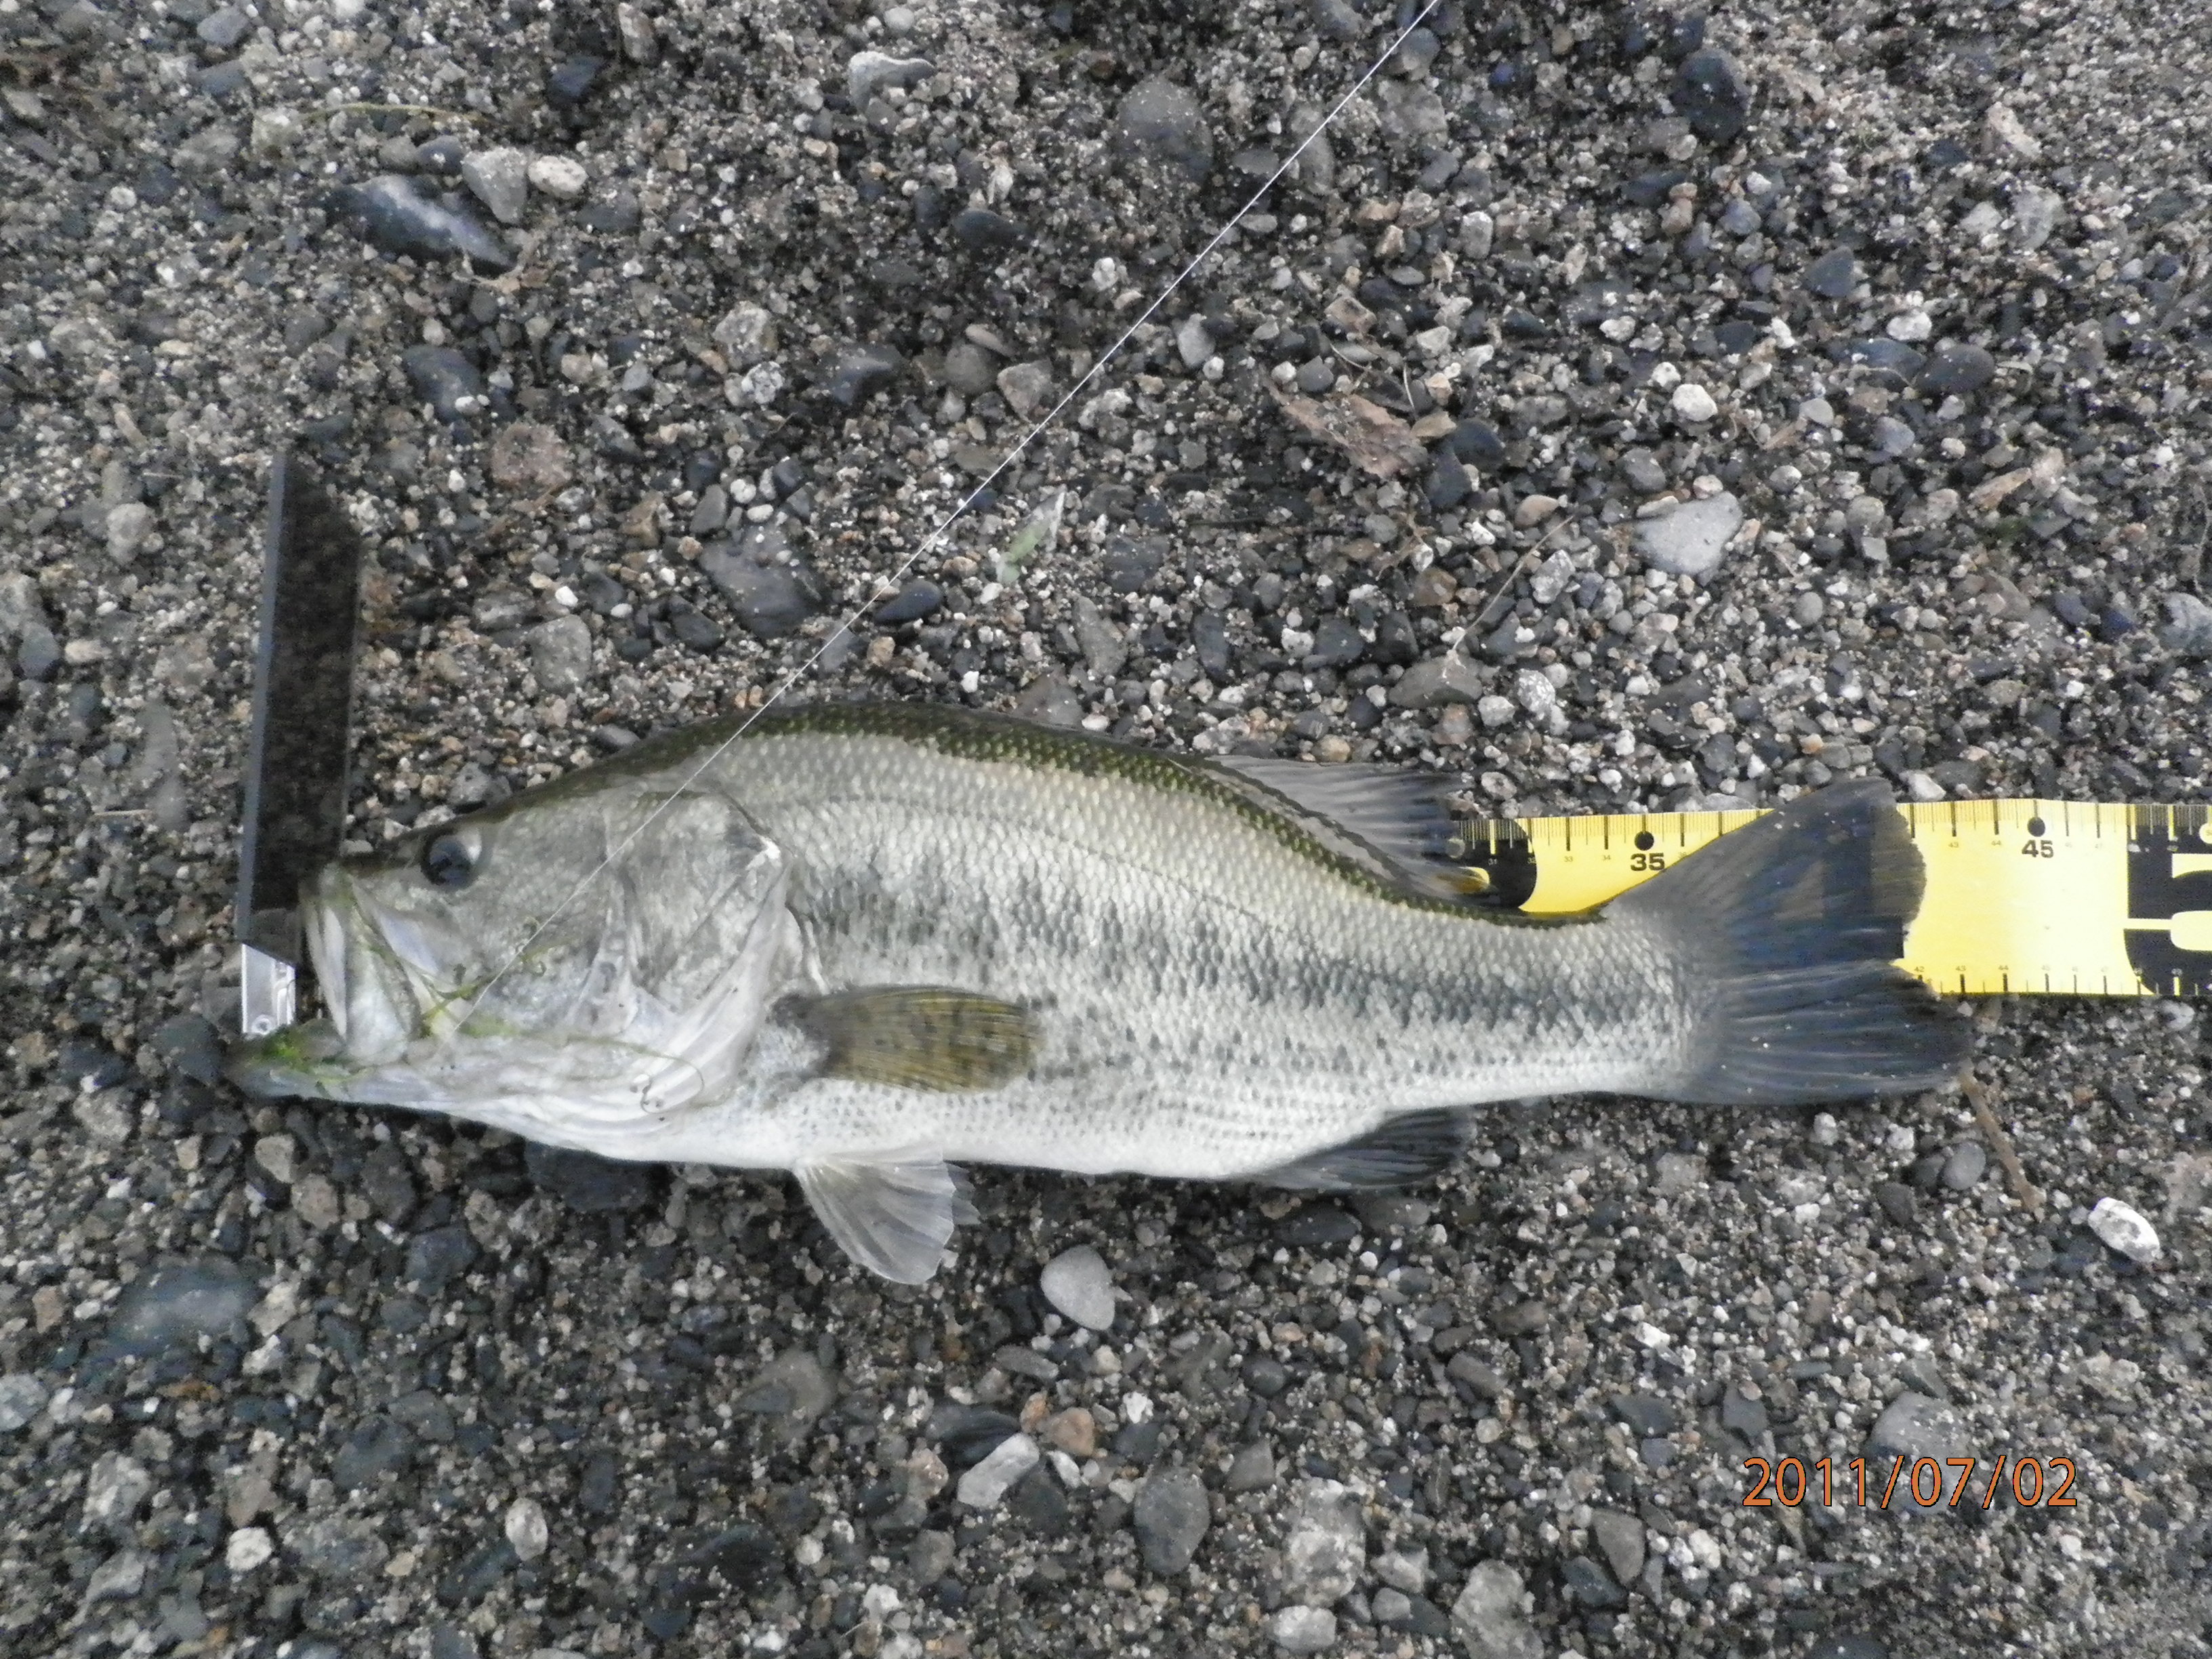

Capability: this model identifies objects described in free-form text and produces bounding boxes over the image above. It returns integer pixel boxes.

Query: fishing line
[442,2,1447,1042]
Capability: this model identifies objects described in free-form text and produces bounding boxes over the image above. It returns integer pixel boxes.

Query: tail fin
[1610,782,1969,1104]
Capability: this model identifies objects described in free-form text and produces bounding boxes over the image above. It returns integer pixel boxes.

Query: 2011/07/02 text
[1743,1455,2079,1510]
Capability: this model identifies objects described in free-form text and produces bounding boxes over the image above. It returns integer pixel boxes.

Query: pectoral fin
[789,987,1035,1092]
[1258,1108,1474,1190]
[795,1158,977,1283]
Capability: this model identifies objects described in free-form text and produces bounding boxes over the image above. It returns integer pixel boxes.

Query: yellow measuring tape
[1462,800,2212,998]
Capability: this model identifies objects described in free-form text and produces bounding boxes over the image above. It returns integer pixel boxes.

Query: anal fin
[789,987,1035,1092]
[1257,1107,1474,1191]
[795,1158,977,1283]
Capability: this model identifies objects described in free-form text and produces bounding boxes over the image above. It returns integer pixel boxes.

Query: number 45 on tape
[1460,800,2212,999]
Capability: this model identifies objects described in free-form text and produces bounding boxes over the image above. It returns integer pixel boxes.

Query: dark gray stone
[1721,1387,1769,1437]
[1132,1466,1210,1573]
[1443,419,1507,471]
[195,5,248,47]
[403,1225,478,1296]
[1804,247,1859,300]
[1561,1555,1626,1610]
[700,528,825,639]
[346,176,512,270]
[1671,49,1748,145]
[876,580,943,623]
[1610,1393,1676,1435]
[1305,615,1366,669]
[1918,342,1996,396]
[332,1414,413,1492]
[401,346,487,421]
[951,207,1024,251]
[525,1141,656,1212]
[105,1259,257,1355]
[1115,78,1214,184]
[152,1014,224,1084]
[816,342,903,407]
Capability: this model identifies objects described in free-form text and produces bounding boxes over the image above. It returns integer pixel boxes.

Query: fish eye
[419,831,477,890]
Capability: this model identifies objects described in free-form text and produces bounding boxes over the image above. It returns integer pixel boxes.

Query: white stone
[1529,548,1576,605]
[1280,1479,1364,1606]
[105,501,155,561]
[527,155,589,200]
[1374,1547,1429,1593]
[2087,1197,2159,1264]
[956,1434,1040,1508]
[1450,1561,1541,1659]
[82,1452,153,1530]
[1267,1606,1336,1654]
[505,1496,550,1561]
[0,1373,49,1433]
[1511,669,1555,716]
[226,1527,275,1572]
[1669,382,1719,424]
[462,146,530,225]
[1636,492,1743,578]
[1040,1246,1116,1331]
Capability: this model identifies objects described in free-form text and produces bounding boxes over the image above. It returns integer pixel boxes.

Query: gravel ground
[3,0,2210,1655]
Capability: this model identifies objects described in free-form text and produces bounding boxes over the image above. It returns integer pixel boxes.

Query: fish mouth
[227,865,448,1101]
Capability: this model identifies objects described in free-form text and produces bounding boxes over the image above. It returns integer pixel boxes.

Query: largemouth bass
[230,702,1968,1281]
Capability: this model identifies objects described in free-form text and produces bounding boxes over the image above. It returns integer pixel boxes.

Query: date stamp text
[1742,1455,2078,1510]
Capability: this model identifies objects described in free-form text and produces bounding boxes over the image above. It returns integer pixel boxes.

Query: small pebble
[846,49,934,104]
[1132,1465,1210,1572]
[0,1374,49,1433]
[1671,48,1748,144]
[2160,593,2212,659]
[2087,1197,2159,1264]
[350,175,512,269]
[196,5,249,48]
[504,1497,550,1561]
[816,342,903,407]
[876,580,943,623]
[1040,1245,1116,1331]
[1280,1479,1364,1605]
[956,1434,1039,1508]
[1940,1141,1988,1191]
[1590,1510,1645,1586]
[1865,1392,1965,1463]
[460,148,530,225]
[226,1527,275,1572]
[1114,77,1214,184]
[526,615,593,695]
[1919,342,1996,396]
[1175,314,1214,370]
[1670,382,1719,424]
[996,361,1054,421]
[1268,1607,1337,1654]
[104,501,154,562]
[1803,247,1859,300]
[1452,1561,1540,1658]
[1637,491,1742,577]
[527,154,589,200]
[1224,1441,1277,1493]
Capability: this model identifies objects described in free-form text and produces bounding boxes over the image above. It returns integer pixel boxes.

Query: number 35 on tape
[1461,800,2212,998]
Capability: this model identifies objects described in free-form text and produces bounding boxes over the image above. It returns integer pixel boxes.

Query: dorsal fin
[1204,754,1486,902]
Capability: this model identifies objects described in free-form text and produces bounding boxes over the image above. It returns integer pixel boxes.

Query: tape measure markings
[1465,798,2212,998]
